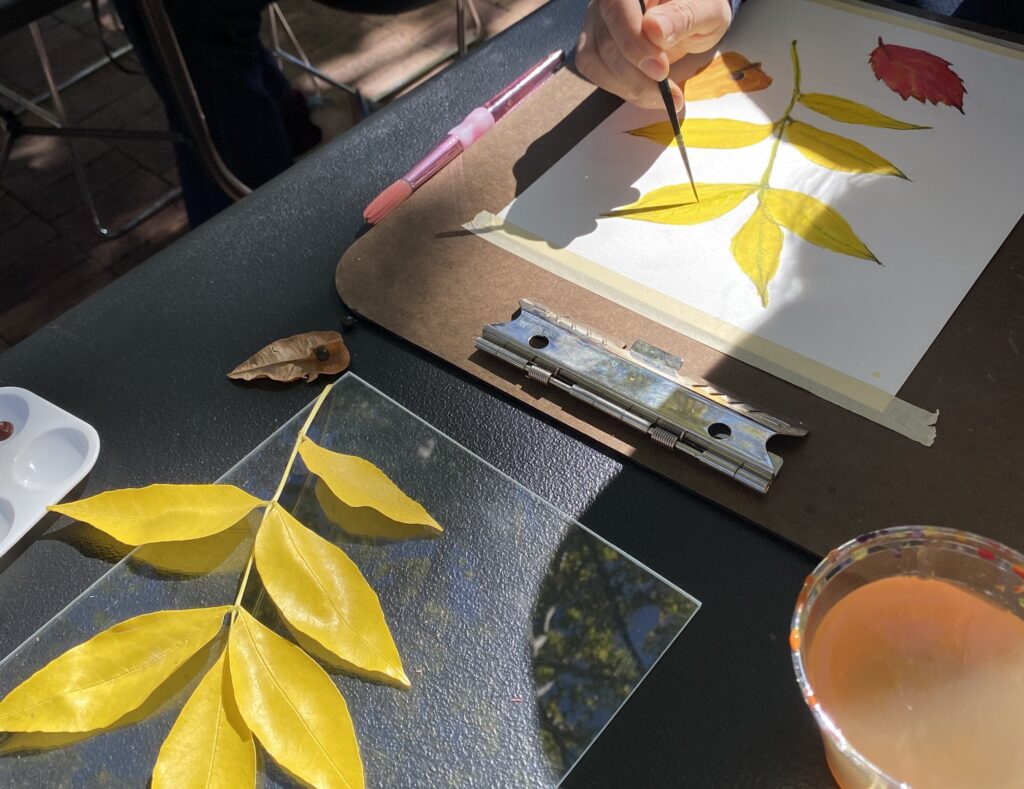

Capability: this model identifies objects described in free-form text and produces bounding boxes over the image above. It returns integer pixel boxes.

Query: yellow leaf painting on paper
[681,51,773,101]
[763,188,877,262]
[628,118,774,149]
[49,484,264,545]
[730,207,784,307]
[298,438,441,532]
[621,40,925,306]
[256,504,409,688]
[152,651,256,789]
[315,480,440,541]
[0,606,230,733]
[798,93,929,130]
[785,120,907,178]
[229,610,364,789]
[607,183,757,224]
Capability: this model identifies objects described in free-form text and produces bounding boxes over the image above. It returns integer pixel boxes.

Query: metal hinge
[476,300,808,494]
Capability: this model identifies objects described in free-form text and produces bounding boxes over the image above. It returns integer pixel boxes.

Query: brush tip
[364,180,413,225]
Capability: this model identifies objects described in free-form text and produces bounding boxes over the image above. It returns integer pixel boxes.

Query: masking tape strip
[467,211,938,446]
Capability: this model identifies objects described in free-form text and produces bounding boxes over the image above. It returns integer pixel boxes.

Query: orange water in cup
[791,527,1024,788]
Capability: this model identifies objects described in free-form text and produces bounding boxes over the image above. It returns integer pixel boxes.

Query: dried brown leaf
[228,332,350,383]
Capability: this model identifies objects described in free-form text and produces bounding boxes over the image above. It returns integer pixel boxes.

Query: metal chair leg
[263,0,482,116]
[2,0,136,117]
[457,0,467,56]
[269,4,324,100]
[28,22,181,239]
[266,3,373,119]
[138,0,250,202]
[354,0,484,104]
[17,44,134,113]
[458,0,482,58]
[269,6,284,71]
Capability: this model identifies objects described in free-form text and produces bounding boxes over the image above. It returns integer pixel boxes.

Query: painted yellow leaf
[785,120,906,178]
[256,504,409,688]
[315,480,440,541]
[763,188,877,262]
[607,183,757,225]
[682,52,773,101]
[298,438,441,532]
[0,606,230,732]
[731,206,784,308]
[798,93,930,130]
[49,484,264,545]
[229,609,364,789]
[152,651,255,789]
[627,118,774,149]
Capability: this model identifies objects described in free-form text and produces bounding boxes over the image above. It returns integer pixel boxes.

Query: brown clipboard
[336,68,1024,557]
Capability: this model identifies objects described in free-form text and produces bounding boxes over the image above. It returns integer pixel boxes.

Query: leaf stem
[231,384,334,617]
[758,40,803,191]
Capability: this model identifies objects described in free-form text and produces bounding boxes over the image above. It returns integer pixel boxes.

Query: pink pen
[363,50,566,225]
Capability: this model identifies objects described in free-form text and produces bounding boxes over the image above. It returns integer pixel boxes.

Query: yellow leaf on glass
[256,504,409,688]
[763,188,878,262]
[0,606,230,732]
[731,206,784,308]
[229,610,364,789]
[785,120,906,178]
[0,637,217,755]
[627,118,774,149]
[152,651,255,789]
[298,438,441,532]
[607,183,756,225]
[49,484,264,545]
[682,52,773,101]
[798,93,930,130]
[133,523,255,576]
[315,480,439,541]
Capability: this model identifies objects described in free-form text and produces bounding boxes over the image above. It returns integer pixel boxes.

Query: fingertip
[670,83,684,113]
[639,54,670,81]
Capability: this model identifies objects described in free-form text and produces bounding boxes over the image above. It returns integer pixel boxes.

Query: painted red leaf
[869,37,966,113]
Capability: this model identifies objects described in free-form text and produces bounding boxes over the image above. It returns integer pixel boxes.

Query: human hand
[576,0,734,110]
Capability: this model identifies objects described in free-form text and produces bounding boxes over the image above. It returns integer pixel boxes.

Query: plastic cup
[790,526,1024,788]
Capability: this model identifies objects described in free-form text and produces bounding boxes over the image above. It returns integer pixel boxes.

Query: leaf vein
[0,633,204,723]
[240,615,354,789]
[281,516,397,673]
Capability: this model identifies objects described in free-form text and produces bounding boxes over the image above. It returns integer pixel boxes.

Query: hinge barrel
[477,301,806,493]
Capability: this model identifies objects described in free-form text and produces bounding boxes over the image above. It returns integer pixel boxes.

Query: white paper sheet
[499,0,1024,397]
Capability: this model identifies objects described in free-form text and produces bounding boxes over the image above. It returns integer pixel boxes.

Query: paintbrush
[364,51,565,225]
[638,0,699,202]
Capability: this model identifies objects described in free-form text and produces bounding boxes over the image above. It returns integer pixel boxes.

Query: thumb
[643,0,729,51]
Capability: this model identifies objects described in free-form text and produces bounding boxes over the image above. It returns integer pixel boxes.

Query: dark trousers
[113,0,319,227]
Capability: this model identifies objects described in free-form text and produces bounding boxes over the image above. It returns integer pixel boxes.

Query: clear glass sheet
[0,375,698,787]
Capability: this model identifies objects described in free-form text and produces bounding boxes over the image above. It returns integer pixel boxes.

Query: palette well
[0,387,100,557]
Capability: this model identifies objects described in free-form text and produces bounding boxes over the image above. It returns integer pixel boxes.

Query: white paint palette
[0,387,100,557]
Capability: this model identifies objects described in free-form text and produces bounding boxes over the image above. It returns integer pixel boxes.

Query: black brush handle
[636,0,699,199]
[637,0,682,133]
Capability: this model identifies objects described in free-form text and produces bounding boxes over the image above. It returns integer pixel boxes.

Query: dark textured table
[0,0,833,784]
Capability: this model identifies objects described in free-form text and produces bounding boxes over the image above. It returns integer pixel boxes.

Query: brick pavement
[0,0,548,349]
